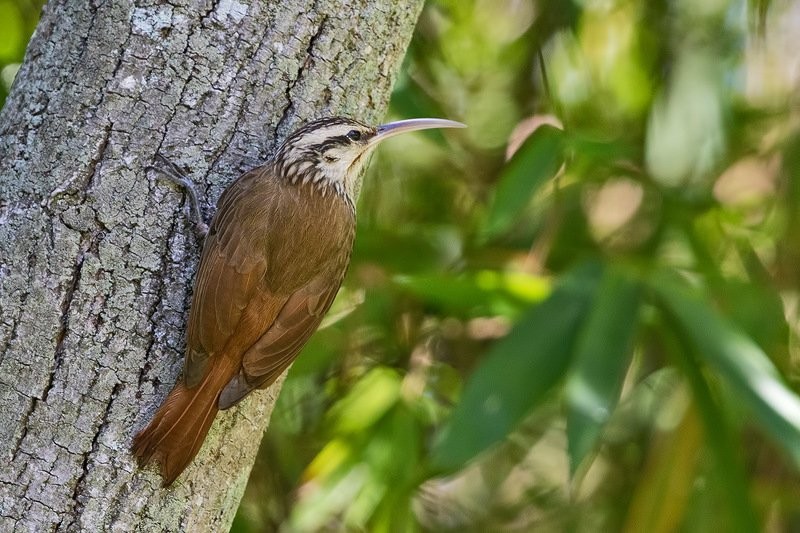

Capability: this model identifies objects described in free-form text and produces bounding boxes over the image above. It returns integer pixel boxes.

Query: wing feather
[217,275,343,409]
[245,278,340,375]
[184,169,272,386]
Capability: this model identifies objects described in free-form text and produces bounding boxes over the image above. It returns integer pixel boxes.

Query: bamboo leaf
[652,273,800,467]
[485,124,565,238]
[431,262,601,471]
[566,268,640,474]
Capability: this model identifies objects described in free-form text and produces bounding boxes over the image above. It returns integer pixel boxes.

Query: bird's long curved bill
[371,118,466,144]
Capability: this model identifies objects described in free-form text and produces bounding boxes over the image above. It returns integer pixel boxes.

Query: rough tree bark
[0,0,423,530]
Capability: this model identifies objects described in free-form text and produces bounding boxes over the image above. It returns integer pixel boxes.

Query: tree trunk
[0,0,422,530]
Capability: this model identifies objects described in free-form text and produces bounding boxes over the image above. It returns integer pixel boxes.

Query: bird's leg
[146,154,209,237]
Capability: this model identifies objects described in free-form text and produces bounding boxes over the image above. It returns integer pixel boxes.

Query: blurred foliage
[0,0,42,107]
[7,0,800,531]
[234,0,800,530]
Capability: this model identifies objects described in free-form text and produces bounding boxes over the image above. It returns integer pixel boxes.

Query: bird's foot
[146,154,210,238]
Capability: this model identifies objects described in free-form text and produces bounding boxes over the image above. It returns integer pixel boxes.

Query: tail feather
[132,359,234,486]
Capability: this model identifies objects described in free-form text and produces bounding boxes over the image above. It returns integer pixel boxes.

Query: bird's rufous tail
[132,358,235,486]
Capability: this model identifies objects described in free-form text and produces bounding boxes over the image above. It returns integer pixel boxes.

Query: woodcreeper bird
[132,116,465,486]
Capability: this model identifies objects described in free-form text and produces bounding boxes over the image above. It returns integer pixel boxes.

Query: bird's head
[273,116,465,199]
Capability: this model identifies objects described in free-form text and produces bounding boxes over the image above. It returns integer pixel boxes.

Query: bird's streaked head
[274,116,465,200]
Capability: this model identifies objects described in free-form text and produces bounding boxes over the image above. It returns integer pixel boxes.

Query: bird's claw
[146,154,209,239]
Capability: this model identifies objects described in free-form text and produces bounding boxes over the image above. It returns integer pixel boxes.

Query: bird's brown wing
[186,171,354,401]
[184,169,281,387]
[216,183,356,409]
[217,267,345,409]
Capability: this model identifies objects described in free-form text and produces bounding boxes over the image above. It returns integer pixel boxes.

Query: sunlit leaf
[344,407,419,529]
[0,1,23,62]
[485,124,565,238]
[652,273,800,466]
[645,51,726,187]
[393,270,550,318]
[326,368,402,435]
[566,268,640,474]
[305,405,421,531]
[305,438,354,481]
[290,464,367,532]
[431,261,602,471]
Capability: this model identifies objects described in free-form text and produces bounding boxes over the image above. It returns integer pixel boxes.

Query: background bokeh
[5,1,800,531]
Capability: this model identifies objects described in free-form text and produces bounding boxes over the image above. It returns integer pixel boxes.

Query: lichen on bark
[0,0,423,530]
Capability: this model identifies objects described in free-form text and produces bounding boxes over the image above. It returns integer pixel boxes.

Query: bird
[132,116,465,486]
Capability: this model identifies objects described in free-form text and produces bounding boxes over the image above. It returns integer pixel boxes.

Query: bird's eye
[346,130,362,141]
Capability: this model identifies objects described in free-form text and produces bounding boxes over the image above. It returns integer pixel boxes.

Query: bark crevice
[276,13,329,135]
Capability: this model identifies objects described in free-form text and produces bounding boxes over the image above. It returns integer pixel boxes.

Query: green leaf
[431,261,602,471]
[565,268,640,475]
[345,407,420,529]
[393,269,550,318]
[326,368,402,435]
[652,273,800,467]
[485,124,565,238]
[0,1,23,62]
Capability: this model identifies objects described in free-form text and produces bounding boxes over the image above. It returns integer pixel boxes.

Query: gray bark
[0,0,422,531]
